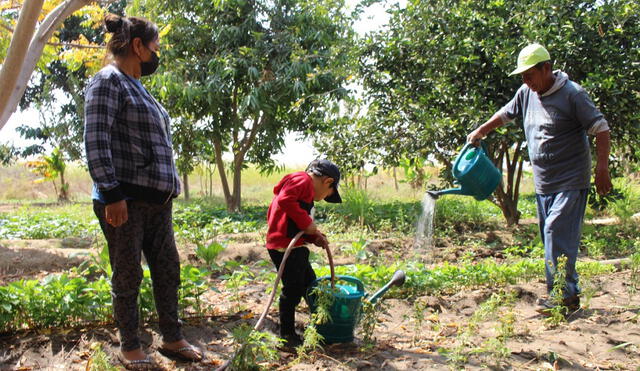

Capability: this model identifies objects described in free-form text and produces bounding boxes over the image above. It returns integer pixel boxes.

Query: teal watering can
[427,142,501,201]
[307,270,406,344]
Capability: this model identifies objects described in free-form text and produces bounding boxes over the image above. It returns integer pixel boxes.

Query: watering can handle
[315,275,365,292]
[463,140,488,153]
[480,140,489,155]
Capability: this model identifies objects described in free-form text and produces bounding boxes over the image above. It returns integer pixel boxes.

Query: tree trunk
[209,164,213,197]
[213,137,233,207]
[393,167,399,191]
[183,173,190,200]
[492,141,524,226]
[0,0,44,129]
[59,168,69,201]
[0,0,94,131]
[229,156,243,212]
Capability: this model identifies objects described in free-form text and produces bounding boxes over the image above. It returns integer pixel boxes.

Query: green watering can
[307,270,406,344]
[427,142,502,201]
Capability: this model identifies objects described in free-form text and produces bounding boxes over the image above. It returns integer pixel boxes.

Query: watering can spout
[368,270,406,304]
[427,187,473,200]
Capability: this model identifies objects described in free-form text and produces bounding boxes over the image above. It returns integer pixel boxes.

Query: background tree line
[1,0,639,222]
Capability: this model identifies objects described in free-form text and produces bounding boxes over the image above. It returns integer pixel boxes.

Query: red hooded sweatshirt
[266,171,316,250]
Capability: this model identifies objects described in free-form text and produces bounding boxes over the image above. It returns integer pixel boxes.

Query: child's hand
[313,232,329,249]
[304,222,318,235]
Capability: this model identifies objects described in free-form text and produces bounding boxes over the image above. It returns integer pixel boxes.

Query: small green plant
[341,237,369,261]
[628,249,640,299]
[195,239,226,268]
[222,267,255,313]
[86,342,119,371]
[296,284,335,360]
[440,291,516,368]
[359,299,389,351]
[179,265,210,316]
[230,323,281,371]
[25,147,70,201]
[411,298,429,346]
[545,256,570,327]
[91,243,112,276]
[338,187,374,227]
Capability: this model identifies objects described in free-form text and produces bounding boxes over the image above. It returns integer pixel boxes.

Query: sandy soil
[1,237,639,370]
[0,239,91,284]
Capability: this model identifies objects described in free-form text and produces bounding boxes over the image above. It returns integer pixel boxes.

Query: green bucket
[307,275,365,344]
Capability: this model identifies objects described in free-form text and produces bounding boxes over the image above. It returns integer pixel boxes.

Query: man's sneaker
[536,295,580,315]
[279,333,303,352]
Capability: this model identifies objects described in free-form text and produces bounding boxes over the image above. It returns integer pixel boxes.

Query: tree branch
[46,42,105,49]
[0,20,14,33]
[241,114,266,155]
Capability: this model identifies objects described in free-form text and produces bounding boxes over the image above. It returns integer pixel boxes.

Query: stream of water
[414,192,436,255]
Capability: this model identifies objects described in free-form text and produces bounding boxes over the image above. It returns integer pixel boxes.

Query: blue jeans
[536,189,588,298]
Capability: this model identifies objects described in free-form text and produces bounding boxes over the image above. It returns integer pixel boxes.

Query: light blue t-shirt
[499,71,606,195]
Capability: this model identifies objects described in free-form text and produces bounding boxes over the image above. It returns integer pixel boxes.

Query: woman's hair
[104,14,158,57]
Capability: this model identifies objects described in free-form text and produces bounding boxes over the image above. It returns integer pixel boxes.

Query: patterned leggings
[93,200,183,351]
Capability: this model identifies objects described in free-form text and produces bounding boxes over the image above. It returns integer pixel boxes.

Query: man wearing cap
[265,159,342,348]
[467,43,612,313]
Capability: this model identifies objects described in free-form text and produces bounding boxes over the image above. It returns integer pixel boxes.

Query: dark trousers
[93,200,183,351]
[268,247,316,335]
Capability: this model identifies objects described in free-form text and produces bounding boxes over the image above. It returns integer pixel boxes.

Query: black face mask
[140,50,159,76]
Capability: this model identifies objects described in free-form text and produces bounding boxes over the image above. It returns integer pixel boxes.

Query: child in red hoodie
[266,159,342,348]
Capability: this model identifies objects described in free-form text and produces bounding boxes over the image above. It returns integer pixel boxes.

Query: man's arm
[594,130,612,195]
[467,112,506,145]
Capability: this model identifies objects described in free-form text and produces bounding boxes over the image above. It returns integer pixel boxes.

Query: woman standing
[84,14,202,369]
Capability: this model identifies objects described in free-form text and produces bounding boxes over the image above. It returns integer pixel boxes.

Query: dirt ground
[1,237,639,370]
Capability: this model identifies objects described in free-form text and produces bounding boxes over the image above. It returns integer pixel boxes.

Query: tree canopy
[131,0,355,210]
[316,0,640,224]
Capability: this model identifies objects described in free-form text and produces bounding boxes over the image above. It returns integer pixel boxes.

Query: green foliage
[341,237,370,261]
[320,197,421,235]
[398,157,431,190]
[196,240,227,268]
[359,298,388,351]
[308,284,335,327]
[627,248,640,298]
[582,223,638,259]
[323,0,640,225]
[173,202,266,240]
[337,187,374,227]
[297,284,334,358]
[545,256,570,327]
[86,342,119,371]
[0,205,99,239]
[0,261,212,333]
[179,265,211,316]
[315,257,614,299]
[410,298,429,346]
[0,144,18,166]
[230,323,281,371]
[434,196,502,231]
[222,266,255,313]
[131,0,354,211]
[440,291,516,367]
[15,1,128,164]
[297,325,324,357]
[0,273,112,332]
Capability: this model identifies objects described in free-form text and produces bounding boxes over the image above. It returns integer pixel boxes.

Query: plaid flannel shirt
[84,64,180,204]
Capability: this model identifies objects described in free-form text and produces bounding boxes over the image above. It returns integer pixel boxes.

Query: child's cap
[306,159,342,203]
